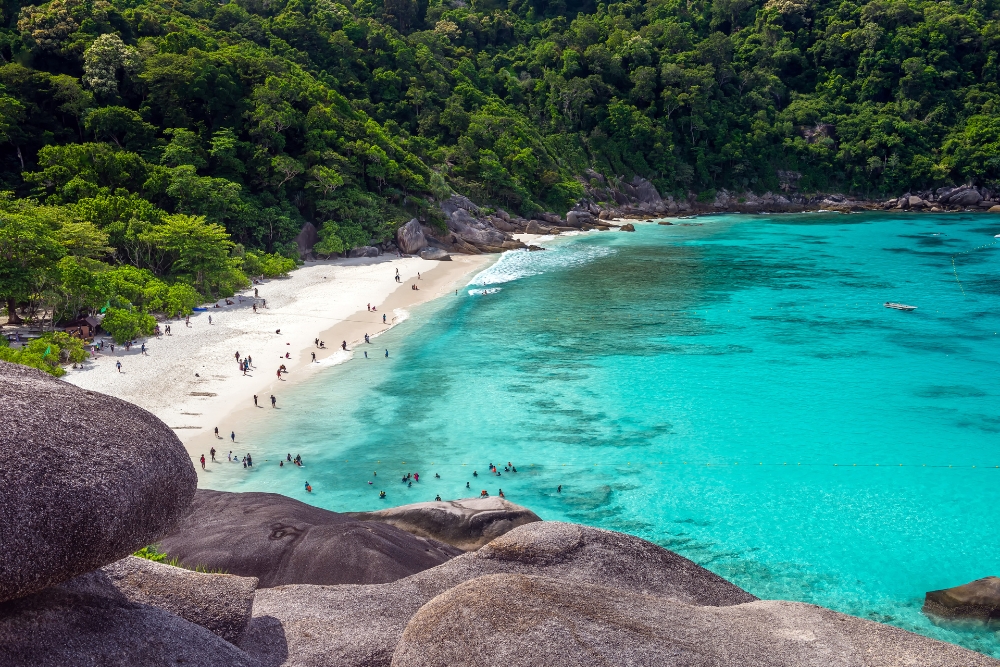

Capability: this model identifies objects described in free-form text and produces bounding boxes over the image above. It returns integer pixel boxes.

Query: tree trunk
[5,297,22,324]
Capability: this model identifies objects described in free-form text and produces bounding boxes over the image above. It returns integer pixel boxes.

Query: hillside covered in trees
[1,0,999,340]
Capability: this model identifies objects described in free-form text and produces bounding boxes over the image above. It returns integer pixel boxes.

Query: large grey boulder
[0,361,197,603]
[627,175,663,204]
[158,490,460,588]
[0,581,258,667]
[69,556,258,644]
[524,220,553,235]
[565,210,595,228]
[396,218,427,255]
[951,189,983,206]
[347,245,380,258]
[348,497,541,551]
[293,222,318,259]
[924,576,1000,626]
[419,247,451,261]
[391,574,998,667]
[243,522,755,666]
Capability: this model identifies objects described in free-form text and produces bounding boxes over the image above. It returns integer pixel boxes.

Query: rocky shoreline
[295,180,1000,261]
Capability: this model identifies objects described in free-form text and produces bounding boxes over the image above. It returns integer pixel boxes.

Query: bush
[164,283,201,317]
[101,307,156,343]
[242,251,297,278]
[0,331,89,377]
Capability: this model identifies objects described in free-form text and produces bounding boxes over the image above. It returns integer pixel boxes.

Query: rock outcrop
[71,556,258,644]
[347,245,380,258]
[158,489,461,587]
[348,497,541,551]
[392,574,997,667]
[293,222,318,260]
[0,580,258,667]
[0,361,197,603]
[620,223,635,231]
[396,218,427,255]
[924,577,1000,626]
[243,521,758,666]
[419,247,451,261]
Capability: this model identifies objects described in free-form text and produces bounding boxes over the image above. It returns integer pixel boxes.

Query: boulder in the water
[0,361,197,603]
[348,497,541,551]
[924,576,1000,626]
[620,223,636,231]
[158,489,461,587]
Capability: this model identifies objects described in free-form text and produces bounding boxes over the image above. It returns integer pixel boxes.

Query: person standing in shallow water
[384,349,388,358]
[231,431,235,442]
[271,394,276,407]
[210,447,216,462]
[200,455,206,469]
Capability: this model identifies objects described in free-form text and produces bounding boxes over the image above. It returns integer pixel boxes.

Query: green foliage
[101,307,156,343]
[133,545,168,562]
[242,250,298,277]
[0,0,997,271]
[134,544,227,573]
[0,331,88,377]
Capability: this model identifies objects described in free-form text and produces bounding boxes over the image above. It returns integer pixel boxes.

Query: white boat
[884,302,917,311]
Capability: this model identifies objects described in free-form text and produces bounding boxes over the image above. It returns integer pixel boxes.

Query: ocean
[205,212,1000,655]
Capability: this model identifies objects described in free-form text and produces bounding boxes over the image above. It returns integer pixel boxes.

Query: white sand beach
[64,254,491,460]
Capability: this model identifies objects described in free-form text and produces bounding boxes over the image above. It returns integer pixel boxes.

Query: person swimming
[379,490,386,498]
[305,481,312,492]
[435,494,441,501]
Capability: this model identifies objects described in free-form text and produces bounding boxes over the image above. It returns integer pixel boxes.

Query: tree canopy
[1,0,999,328]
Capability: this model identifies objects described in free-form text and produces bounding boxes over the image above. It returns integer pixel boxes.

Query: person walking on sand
[231,431,235,442]
[200,455,206,470]
[341,340,347,351]
[311,351,315,362]
[210,447,216,462]
[116,360,122,373]
[254,394,258,406]
[141,343,147,355]
[214,426,219,438]
[383,314,387,324]
[271,394,276,408]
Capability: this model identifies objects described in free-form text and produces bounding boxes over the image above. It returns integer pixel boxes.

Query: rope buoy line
[950,237,997,298]
[341,461,998,470]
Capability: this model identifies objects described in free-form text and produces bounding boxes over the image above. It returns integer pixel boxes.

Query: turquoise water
[206,213,1000,654]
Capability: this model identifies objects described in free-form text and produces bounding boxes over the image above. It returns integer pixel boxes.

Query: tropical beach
[4,0,1000,659]
[64,252,493,458]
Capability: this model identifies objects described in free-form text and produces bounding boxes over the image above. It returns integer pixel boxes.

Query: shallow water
[207,213,1000,655]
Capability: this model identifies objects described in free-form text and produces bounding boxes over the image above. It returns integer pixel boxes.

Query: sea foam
[468,243,616,287]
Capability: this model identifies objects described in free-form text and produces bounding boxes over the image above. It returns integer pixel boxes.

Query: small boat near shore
[884,302,917,311]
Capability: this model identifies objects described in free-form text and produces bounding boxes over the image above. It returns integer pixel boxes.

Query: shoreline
[63,253,493,466]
